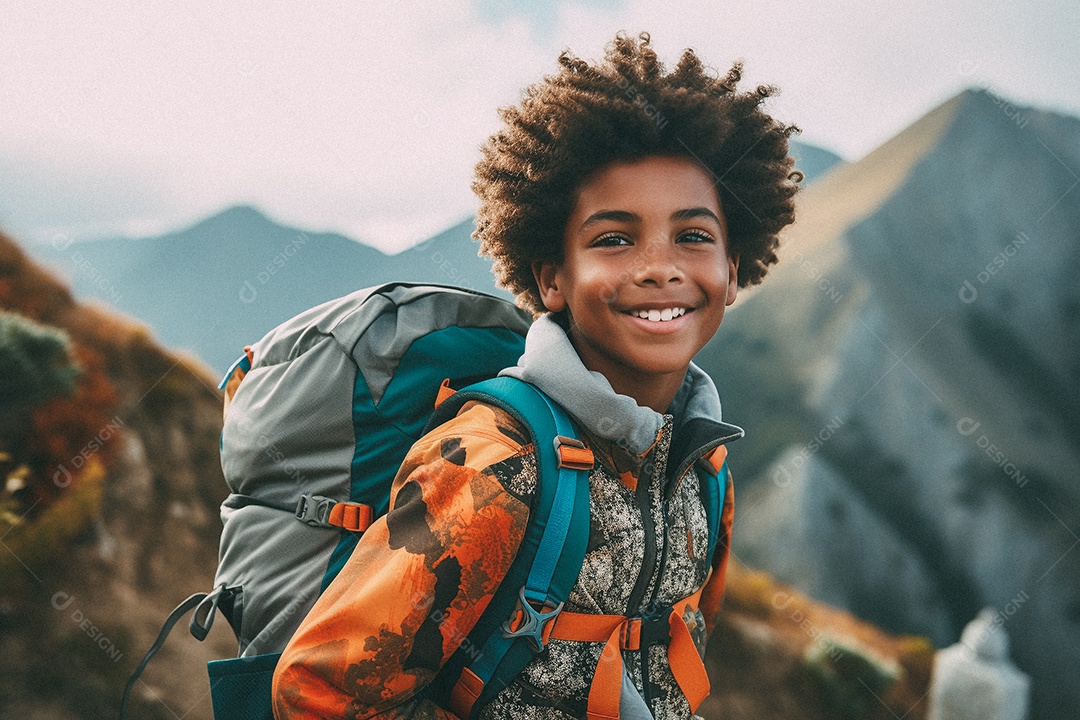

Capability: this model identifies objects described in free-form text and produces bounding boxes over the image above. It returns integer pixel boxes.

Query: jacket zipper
[625,457,658,616]
[639,431,741,706]
[624,451,659,706]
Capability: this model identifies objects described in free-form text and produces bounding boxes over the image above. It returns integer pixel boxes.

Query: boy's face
[533,155,739,409]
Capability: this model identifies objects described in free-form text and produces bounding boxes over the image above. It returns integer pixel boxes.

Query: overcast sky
[1,0,1077,253]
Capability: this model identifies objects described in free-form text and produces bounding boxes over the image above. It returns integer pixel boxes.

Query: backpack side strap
[697,444,729,569]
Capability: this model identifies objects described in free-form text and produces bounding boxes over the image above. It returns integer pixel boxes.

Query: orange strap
[434,378,456,409]
[555,435,595,471]
[447,589,708,719]
[545,589,708,719]
[703,444,727,473]
[448,667,484,719]
[327,502,374,532]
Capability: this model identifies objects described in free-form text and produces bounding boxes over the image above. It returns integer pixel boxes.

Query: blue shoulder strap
[697,454,729,569]
[426,376,592,716]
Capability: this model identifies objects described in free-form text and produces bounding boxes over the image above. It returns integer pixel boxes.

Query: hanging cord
[118,586,231,719]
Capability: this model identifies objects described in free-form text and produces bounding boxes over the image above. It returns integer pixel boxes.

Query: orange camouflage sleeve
[272,402,534,720]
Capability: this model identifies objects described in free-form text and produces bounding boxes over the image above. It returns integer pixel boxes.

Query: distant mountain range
[25,208,494,374]
[24,140,842,375]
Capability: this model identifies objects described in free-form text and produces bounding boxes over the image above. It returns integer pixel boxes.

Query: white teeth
[632,307,687,322]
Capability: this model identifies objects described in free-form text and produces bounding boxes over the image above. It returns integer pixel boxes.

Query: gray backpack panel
[213,283,530,656]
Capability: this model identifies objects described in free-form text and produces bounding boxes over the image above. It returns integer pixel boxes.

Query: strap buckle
[638,610,673,649]
[553,435,594,471]
[295,494,336,527]
[501,586,564,653]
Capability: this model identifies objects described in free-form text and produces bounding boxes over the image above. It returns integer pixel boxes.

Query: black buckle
[638,610,672,649]
[295,494,335,527]
[501,587,564,653]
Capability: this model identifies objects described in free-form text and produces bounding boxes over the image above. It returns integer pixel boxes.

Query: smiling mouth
[625,307,690,323]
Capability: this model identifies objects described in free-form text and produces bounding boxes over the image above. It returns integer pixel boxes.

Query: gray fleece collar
[499,314,723,455]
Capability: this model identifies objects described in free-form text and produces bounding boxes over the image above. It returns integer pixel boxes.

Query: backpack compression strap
[425,377,593,719]
[540,586,711,718]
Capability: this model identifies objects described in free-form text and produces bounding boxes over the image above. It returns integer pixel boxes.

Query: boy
[273,32,799,719]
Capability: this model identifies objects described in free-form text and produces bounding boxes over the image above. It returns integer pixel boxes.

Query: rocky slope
[698,89,1079,719]
[0,231,236,719]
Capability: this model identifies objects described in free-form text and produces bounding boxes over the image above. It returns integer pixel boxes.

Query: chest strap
[489,588,709,719]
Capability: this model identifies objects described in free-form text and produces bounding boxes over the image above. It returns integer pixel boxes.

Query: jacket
[272,313,741,720]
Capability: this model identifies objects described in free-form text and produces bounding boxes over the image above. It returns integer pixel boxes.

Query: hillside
[696,89,1080,719]
[0,231,237,718]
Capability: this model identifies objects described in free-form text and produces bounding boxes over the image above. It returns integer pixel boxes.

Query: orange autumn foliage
[22,342,122,511]
[1,232,124,517]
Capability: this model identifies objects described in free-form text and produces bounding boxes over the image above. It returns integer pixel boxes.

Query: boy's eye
[677,230,715,244]
[592,233,630,247]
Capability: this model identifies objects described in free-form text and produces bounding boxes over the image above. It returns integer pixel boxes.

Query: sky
[1,0,1077,253]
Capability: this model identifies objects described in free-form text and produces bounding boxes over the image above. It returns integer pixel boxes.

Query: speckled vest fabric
[481,414,714,720]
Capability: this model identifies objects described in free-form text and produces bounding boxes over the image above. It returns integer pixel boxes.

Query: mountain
[23,140,843,376]
[695,89,1080,720]
[25,205,513,374]
[26,205,419,374]
[789,139,845,182]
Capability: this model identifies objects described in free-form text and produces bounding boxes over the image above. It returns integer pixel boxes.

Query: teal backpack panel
[207,653,280,720]
[322,325,528,592]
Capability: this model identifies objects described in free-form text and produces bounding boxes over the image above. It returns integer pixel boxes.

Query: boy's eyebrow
[670,207,722,224]
[580,210,639,228]
[579,207,722,229]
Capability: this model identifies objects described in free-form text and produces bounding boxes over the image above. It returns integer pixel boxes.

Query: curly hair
[473,32,802,314]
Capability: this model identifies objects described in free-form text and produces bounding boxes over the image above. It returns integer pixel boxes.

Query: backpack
[120,282,729,720]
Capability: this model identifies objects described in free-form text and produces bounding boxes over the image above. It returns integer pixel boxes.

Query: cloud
[0,0,1075,251]
[0,143,185,243]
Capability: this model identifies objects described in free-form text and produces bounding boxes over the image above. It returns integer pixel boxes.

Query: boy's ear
[532,259,566,313]
[726,253,740,306]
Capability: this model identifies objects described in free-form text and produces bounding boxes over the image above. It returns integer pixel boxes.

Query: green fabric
[208,652,280,720]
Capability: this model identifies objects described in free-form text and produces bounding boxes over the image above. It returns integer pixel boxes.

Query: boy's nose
[633,240,684,286]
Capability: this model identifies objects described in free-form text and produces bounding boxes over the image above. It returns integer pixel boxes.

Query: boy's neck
[604,371,684,415]
[560,321,686,414]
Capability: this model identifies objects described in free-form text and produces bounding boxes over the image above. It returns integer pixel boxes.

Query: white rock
[927,608,1030,720]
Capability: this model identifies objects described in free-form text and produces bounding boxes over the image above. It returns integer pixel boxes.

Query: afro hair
[473,31,802,314]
